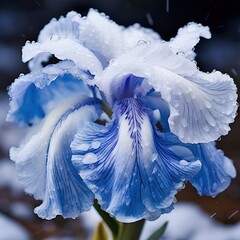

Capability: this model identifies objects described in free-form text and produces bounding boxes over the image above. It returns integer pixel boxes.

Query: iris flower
[8,10,237,223]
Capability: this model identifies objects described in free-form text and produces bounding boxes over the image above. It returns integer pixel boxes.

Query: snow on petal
[10,96,100,219]
[72,98,201,222]
[169,22,211,59]
[7,61,92,126]
[95,43,237,143]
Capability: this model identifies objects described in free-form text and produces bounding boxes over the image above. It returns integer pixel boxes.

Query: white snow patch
[0,212,30,240]
[141,202,240,240]
[0,159,23,192]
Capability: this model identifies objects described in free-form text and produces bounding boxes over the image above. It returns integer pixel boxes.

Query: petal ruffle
[71,98,201,222]
[22,12,102,75]
[95,43,237,143]
[169,22,211,59]
[79,10,161,63]
[10,97,101,219]
[7,61,92,126]
[189,142,236,196]
[29,11,82,71]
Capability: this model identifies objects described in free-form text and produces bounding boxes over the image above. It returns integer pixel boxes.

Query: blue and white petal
[168,22,211,60]
[7,61,92,126]
[10,97,101,219]
[71,98,201,222]
[95,43,237,143]
[22,12,102,75]
[189,142,236,196]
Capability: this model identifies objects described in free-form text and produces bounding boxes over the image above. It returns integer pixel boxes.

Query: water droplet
[179,160,188,166]
[91,141,101,149]
[78,143,90,151]
[205,101,212,109]
[153,109,161,122]
[181,118,188,128]
[137,39,147,45]
[51,35,60,41]
[82,153,98,164]
[151,153,158,162]
[203,125,209,132]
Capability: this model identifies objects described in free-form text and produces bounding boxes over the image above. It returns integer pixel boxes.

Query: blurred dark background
[0,0,240,239]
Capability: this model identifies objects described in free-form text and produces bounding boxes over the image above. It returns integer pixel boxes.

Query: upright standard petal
[79,9,124,63]
[10,96,101,219]
[7,61,92,126]
[95,43,237,143]
[189,142,236,196]
[169,22,211,59]
[22,12,102,75]
[72,98,201,222]
[29,11,82,71]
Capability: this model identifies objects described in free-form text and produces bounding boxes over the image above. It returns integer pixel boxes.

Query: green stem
[117,220,145,240]
[93,200,119,238]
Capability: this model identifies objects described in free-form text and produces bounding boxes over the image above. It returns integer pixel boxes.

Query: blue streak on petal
[7,61,92,126]
[11,97,100,219]
[189,142,236,196]
[72,98,201,222]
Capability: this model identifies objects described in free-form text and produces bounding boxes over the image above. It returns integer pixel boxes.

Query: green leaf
[92,221,109,240]
[93,200,119,238]
[147,221,168,240]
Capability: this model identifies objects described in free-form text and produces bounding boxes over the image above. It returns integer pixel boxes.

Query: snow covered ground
[0,213,30,240]
[81,204,240,240]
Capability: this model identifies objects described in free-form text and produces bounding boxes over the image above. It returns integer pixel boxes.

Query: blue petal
[71,98,201,222]
[189,142,236,196]
[10,97,101,219]
[164,134,236,196]
[7,61,92,126]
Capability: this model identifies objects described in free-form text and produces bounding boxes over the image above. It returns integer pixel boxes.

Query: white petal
[38,11,82,43]
[79,9,124,62]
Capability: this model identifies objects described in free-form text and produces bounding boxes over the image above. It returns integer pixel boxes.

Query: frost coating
[9,9,237,222]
